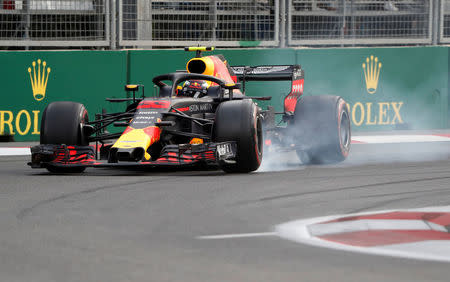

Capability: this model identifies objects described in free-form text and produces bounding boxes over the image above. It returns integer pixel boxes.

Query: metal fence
[0,0,109,47]
[441,0,450,42]
[1,0,450,48]
[119,0,278,47]
[288,0,432,45]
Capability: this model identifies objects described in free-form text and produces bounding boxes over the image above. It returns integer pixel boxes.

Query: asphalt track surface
[1,142,450,282]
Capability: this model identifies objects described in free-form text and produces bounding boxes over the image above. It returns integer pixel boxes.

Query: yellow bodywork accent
[186,46,214,52]
[112,128,151,149]
[186,57,215,76]
[112,127,160,160]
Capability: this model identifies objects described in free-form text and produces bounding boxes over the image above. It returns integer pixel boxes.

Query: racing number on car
[217,143,232,157]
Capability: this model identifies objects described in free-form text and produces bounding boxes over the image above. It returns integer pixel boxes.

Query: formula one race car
[29,47,351,173]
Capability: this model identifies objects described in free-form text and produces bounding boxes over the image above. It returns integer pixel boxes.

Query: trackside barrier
[119,0,279,48]
[288,0,433,46]
[2,0,450,48]
[0,0,109,47]
[128,46,448,131]
[0,46,448,141]
[0,51,126,141]
[297,46,449,131]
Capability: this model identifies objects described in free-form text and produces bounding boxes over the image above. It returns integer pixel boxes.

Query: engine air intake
[187,59,206,74]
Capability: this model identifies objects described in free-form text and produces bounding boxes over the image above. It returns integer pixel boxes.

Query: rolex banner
[0,47,448,141]
[296,47,449,131]
[0,51,127,141]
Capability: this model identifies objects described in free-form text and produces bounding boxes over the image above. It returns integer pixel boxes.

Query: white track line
[1,134,450,156]
[197,232,276,239]
[352,135,450,144]
[0,147,30,156]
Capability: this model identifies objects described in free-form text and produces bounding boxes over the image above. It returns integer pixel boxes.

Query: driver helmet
[178,80,209,98]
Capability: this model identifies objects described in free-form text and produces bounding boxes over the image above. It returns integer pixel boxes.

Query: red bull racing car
[29,47,351,173]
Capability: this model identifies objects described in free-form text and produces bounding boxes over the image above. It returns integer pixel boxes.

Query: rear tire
[292,95,351,164]
[40,101,89,173]
[213,100,263,173]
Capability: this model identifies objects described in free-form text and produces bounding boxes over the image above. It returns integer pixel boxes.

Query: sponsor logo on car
[189,103,213,112]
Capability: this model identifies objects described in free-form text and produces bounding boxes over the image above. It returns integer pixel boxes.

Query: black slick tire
[213,100,263,173]
[40,101,89,173]
[292,95,351,164]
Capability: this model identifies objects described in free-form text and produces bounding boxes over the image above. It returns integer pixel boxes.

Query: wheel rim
[340,110,350,150]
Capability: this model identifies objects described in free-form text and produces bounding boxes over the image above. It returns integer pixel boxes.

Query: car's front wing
[28,142,237,169]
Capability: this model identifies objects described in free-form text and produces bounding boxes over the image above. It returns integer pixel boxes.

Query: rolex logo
[28,59,51,101]
[362,55,382,94]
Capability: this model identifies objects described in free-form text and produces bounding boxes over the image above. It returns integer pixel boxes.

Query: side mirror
[124,84,144,102]
[125,84,139,91]
[224,82,241,90]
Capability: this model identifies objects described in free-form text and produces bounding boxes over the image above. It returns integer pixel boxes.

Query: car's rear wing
[230,65,304,113]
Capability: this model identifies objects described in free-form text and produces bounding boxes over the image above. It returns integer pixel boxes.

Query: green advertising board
[128,47,448,131]
[297,46,449,131]
[0,51,127,141]
[0,46,448,141]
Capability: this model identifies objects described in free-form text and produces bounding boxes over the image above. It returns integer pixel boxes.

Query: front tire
[40,101,89,173]
[213,100,263,173]
[291,95,351,164]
